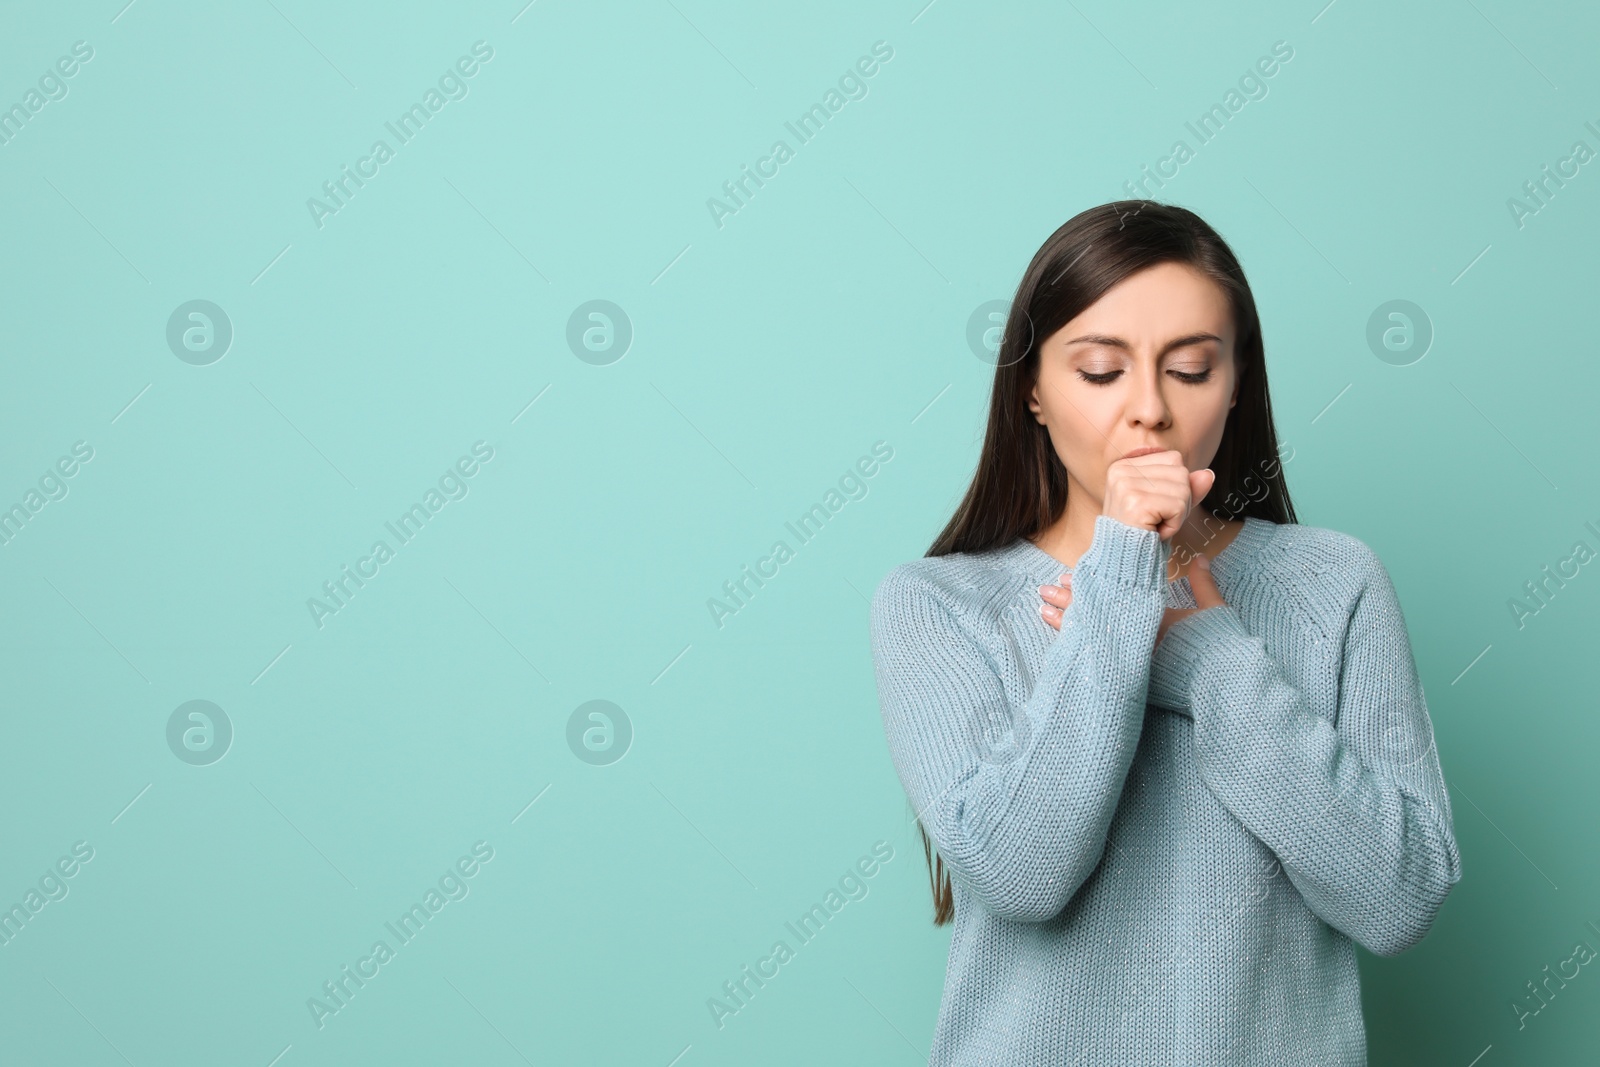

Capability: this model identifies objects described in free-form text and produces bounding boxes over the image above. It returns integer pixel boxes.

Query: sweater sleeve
[869,516,1168,923]
[1151,546,1463,956]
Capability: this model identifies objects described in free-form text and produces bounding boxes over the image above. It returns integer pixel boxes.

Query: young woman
[868,202,1461,1066]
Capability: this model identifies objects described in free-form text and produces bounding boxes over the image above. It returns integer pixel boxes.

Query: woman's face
[1028,260,1240,509]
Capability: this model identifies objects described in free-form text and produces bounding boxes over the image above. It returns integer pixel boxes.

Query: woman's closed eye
[1076,368,1213,385]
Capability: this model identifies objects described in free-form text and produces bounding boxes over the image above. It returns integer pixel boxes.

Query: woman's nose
[1126,367,1171,426]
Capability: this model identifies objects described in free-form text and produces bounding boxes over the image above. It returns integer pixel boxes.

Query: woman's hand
[1154,549,1229,644]
[1104,449,1216,542]
[1038,550,1230,645]
[1038,450,1229,640]
[1038,572,1073,628]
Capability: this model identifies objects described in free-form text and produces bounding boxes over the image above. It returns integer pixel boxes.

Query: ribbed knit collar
[989,516,1276,587]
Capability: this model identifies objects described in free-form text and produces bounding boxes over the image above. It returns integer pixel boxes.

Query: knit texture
[869,514,1461,1066]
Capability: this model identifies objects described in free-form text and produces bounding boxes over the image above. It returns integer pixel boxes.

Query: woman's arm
[869,516,1166,922]
[1147,543,1463,956]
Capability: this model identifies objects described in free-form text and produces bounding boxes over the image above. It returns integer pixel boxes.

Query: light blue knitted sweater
[869,514,1461,1066]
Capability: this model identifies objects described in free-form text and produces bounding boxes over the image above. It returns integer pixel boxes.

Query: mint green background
[1,1,1597,1063]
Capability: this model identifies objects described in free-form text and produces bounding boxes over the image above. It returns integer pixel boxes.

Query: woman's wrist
[1074,514,1169,591]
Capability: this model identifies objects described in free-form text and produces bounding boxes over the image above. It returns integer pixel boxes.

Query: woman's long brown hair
[916,200,1299,925]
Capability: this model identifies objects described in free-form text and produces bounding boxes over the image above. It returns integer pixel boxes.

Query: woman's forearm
[1149,550,1462,956]
[871,516,1168,922]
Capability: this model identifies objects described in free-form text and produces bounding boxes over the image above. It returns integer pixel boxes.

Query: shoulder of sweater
[1256,520,1386,588]
[1249,521,1395,640]
[869,550,1021,637]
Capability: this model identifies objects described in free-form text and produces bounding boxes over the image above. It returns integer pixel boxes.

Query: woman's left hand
[1038,550,1230,647]
[1155,550,1229,646]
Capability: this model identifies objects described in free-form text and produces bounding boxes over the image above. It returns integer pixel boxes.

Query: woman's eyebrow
[1061,332,1224,354]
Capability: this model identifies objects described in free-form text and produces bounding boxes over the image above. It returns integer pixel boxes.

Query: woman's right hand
[1102,450,1216,543]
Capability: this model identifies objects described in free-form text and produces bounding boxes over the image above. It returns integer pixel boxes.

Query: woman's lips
[1121,446,1168,459]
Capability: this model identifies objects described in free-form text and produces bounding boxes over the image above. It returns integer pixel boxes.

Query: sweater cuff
[1147,605,1251,712]
[1074,515,1168,591]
